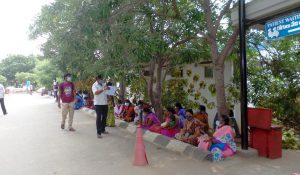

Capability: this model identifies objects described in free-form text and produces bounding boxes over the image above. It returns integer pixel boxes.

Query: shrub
[282,129,300,150]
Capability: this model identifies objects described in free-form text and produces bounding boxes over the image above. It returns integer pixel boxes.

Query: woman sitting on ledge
[114,99,125,119]
[123,100,135,122]
[175,109,203,146]
[198,114,237,162]
[158,107,180,138]
[74,91,85,110]
[193,105,209,133]
[174,102,186,129]
[141,106,160,130]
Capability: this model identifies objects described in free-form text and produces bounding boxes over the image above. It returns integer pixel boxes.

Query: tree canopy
[30,0,240,118]
[0,55,36,84]
[248,32,300,128]
[0,75,7,84]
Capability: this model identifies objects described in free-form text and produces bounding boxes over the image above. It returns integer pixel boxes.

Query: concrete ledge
[166,139,190,154]
[143,130,161,143]
[153,135,171,147]
[115,119,122,126]
[192,148,210,161]
[183,145,198,157]
[119,122,129,129]
[126,124,137,134]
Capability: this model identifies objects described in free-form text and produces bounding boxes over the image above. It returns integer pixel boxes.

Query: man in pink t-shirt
[58,73,76,131]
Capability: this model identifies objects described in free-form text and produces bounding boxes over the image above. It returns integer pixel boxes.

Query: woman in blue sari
[174,102,186,129]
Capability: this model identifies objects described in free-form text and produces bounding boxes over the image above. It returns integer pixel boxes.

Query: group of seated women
[139,104,208,142]
[113,99,237,162]
[114,99,136,122]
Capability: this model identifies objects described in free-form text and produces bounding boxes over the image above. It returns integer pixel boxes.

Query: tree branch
[248,41,271,66]
[213,0,233,35]
[172,0,181,18]
[146,60,156,105]
[219,27,239,64]
[100,0,148,25]
[172,36,196,48]
[162,61,171,82]
[201,0,215,37]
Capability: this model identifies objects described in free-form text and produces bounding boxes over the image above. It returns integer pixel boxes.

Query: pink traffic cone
[133,124,148,166]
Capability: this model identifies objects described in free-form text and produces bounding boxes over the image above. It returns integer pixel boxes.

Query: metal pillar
[239,0,248,150]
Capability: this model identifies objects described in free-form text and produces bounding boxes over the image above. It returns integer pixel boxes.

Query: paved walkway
[0,94,299,175]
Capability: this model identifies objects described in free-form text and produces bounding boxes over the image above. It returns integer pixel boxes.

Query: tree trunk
[200,0,239,123]
[145,59,164,120]
[153,58,163,120]
[146,60,156,108]
[213,62,228,120]
[119,79,126,100]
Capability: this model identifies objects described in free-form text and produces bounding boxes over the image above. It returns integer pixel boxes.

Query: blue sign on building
[265,12,300,40]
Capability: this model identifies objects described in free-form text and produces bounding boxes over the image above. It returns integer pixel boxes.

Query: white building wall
[165,61,241,131]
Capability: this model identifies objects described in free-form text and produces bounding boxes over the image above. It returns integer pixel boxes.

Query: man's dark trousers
[0,98,7,115]
[95,105,108,135]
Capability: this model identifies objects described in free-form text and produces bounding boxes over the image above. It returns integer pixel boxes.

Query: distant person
[92,75,110,138]
[26,80,31,93]
[133,100,144,124]
[29,84,33,95]
[213,112,219,130]
[229,109,241,137]
[0,83,7,115]
[53,80,59,102]
[58,73,76,131]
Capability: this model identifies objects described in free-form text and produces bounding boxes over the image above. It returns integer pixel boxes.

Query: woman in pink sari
[142,106,161,130]
[159,107,180,138]
[198,115,237,162]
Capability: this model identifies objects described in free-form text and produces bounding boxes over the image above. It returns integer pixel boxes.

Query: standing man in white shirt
[0,83,7,115]
[92,75,110,138]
